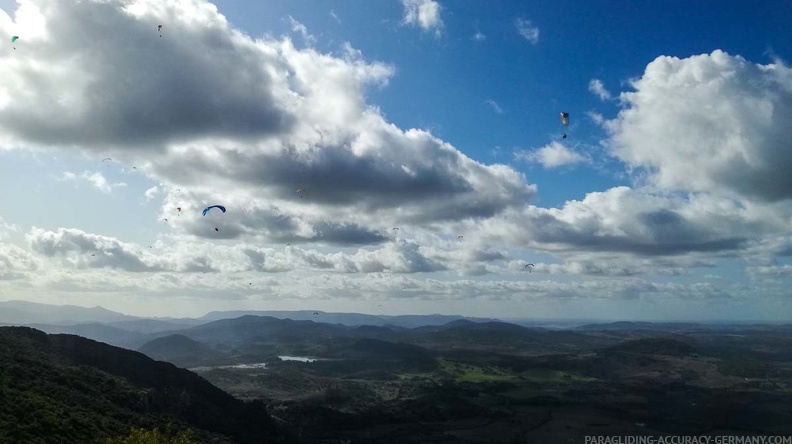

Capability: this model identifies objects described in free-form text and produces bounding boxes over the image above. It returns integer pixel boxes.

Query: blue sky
[0,0,790,321]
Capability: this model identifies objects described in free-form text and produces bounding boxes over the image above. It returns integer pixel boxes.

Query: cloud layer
[0,2,788,318]
[0,0,535,246]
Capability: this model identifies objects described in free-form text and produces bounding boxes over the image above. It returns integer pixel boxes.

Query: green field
[397,358,598,384]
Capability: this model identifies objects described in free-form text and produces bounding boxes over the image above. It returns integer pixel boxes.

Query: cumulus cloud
[471,31,485,42]
[474,186,782,257]
[27,227,163,272]
[22,227,449,275]
[401,0,443,35]
[588,79,612,101]
[515,142,588,168]
[515,18,539,44]
[485,99,503,114]
[604,50,792,202]
[0,244,39,279]
[0,0,535,246]
[61,171,126,193]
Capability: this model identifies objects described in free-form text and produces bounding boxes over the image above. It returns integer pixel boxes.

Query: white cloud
[401,0,443,36]
[515,18,539,44]
[588,79,612,101]
[0,243,39,280]
[515,142,588,168]
[471,31,485,42]
[0,0,534,246]
[144,186,159,201]
[587,111,606,125]
[485,99,503,114]
[286,15,316,46]
[749,265,792,277]
[472,186,783,258]
[329,10,340,23]
[604,50,792,202]
[61,171,126,193]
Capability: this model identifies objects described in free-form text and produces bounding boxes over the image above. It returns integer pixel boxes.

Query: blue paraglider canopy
[202,205,226,216]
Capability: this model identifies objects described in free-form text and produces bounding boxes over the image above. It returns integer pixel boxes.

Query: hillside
[137,334,229,368]
[0,327,292,444]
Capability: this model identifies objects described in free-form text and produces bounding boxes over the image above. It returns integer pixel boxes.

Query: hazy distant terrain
[2,301,791,443]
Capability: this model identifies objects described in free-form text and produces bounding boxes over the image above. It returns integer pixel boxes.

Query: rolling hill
[0,326,293,443]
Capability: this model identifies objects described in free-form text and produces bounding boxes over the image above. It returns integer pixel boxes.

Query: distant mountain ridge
[0,300,138,324]
[200,309,499,328]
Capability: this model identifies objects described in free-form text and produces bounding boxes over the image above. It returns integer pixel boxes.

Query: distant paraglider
[524,264,535,273]
[102,157,112,166]
[158,25,162,37]
[457,235,464,242]
[11,36,18,50]
[202,205,226,216]
[296,188,306,198]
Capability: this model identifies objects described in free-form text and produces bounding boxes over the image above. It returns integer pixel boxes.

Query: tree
[106,427,197,444]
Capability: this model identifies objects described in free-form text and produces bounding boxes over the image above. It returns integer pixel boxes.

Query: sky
[0,0,790,321]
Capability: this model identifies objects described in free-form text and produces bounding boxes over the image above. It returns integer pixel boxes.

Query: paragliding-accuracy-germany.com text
[584,436,792,444]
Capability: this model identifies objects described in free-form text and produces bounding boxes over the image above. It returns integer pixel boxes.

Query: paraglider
[214,227,219,232]
[11,36,18,49]
[102,157,112,166]
[457,235,464,242]
[163,218,168,222]
[296,188,306,198]
[313,312,319,316]
[176,207,181,215]
[524,263,535,273]
[157,25,162,37]
[560,112,569,126]
[202,205,226,216]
